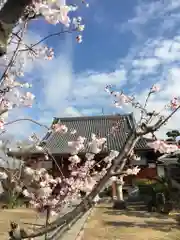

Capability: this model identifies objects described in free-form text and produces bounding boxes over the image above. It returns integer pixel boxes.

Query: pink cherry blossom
[151,84,160,93]
[0,171,8,180]
[33,1,75,26]
[105,85,134,108]
[147,140,178,153]
[88,134,106,154]
[22,189,31,197]
[125,166,140,175]
[70,129,77,134]
[24,167,34,176]
[52,123,68,133]
[170,97,180,110]
[0,120,4,129]
[76,35,82,43]
[68,155,81,164]
[68,136,85,155]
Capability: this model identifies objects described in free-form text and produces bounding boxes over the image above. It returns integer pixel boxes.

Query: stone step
[127,201,146,205]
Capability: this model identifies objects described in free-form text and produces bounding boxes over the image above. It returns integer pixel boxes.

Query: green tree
[166,130,180,140]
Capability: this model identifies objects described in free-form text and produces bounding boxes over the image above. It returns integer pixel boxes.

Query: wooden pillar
[113,176,126,209]
[112,181,117,200]
[111,176,117,200]
[117,176,124,201]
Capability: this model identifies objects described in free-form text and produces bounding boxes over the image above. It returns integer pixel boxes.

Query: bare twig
[19,28,76,52]
[138,104,180,136]
[41,146,65,179]
[4,118,49,130]
[0,20,27,85]
[138,91,151,124]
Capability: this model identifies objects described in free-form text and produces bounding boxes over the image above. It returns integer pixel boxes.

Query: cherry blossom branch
[138,104,180,135]
[4,118,49,129]
[139,88,153,124]
[20,28,77,51]
[0,20,27,85]
[12,31,37,55]
[11,28,75,55]
[40,145,65,179]
[0,108,7,116]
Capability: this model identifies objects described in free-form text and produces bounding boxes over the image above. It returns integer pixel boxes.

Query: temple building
[7,114,161,181]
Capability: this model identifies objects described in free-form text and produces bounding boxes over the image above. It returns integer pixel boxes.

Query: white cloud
[97,1,180,139]
[132,58,160,74]
[120,0,180,37]
[132,58,159,68]
[118,41,180,139]
[62,107,81,117]
[81,108,102,116]
[41,54,72,111]
[3,0,180,144]
[0,29,74,141]
[154,39,180,61]
[69,68,127,110]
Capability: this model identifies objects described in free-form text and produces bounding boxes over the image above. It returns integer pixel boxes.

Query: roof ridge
[40,113,135,148]
[54,113,134,122]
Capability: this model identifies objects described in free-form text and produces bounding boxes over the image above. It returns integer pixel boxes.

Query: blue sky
[4,0,180,141]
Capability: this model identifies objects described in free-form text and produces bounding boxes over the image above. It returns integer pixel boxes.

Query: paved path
[45,200,92,240]
[61,208,93,240]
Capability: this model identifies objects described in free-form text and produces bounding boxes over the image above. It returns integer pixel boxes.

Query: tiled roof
[7,114,153,157]
[39,114,151,154]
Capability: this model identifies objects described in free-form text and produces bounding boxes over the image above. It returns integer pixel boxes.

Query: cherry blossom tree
[5,84,180,239]
[0,2,95,220]
[0,0,87,206]
[0,1,179,239]
[0,0,122,238]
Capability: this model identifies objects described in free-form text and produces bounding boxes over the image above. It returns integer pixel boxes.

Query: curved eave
[40,117,58,144]
[7,150,44,159]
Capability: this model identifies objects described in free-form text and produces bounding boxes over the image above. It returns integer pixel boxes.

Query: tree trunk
[0,0,32,56]
[45,207,50,240]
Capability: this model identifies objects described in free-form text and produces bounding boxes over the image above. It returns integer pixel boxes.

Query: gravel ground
[83,202,180,240]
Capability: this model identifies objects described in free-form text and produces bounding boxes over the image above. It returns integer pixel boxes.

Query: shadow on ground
[104,220,178,232]
[104,209,171,219]
[103,204,180,233]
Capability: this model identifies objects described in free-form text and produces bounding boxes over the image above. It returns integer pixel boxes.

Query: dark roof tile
[7,114,152,157]
[41,114,151,154]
